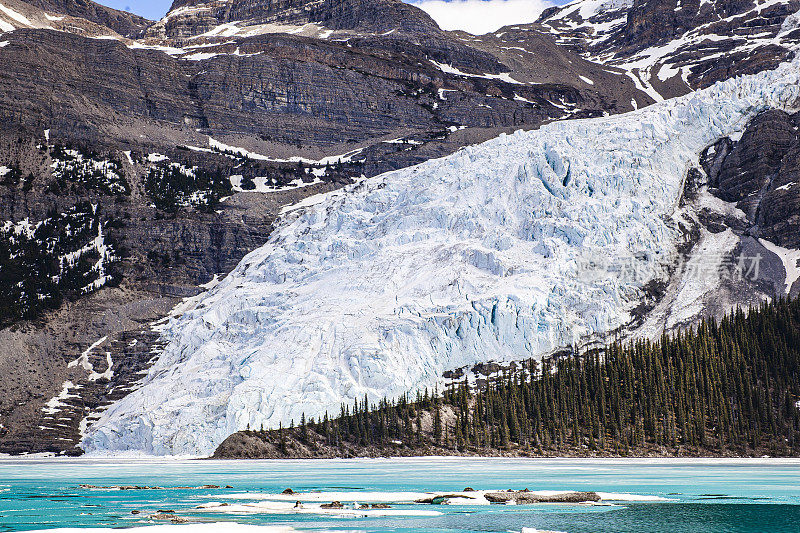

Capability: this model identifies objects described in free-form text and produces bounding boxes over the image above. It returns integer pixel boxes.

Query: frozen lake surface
[1,457,799,532]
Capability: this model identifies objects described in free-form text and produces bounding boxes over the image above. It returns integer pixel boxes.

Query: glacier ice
[83,59,800,456]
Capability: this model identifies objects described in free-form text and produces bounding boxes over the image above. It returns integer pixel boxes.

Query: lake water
[0,457,799,532]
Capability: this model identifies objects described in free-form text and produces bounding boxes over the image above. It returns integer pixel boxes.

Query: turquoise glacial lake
[0,457,799,532]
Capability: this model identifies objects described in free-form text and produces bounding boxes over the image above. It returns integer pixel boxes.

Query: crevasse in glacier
[83,58,800,456]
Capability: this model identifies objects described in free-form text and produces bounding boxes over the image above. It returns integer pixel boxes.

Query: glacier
[83,59,800,456]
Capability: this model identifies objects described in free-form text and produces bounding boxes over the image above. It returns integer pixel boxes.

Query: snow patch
[42,381,79,415]
[127,42,185,55]
[209,137,364,166]
[196,500,441,517]
[595,492,669,502]
[430,60,523,84]
[0,3,31,26]
[382,138,423,145]
[27,524,296,533]
[184,52,219,61]
[624,70,664,103]
[230,175,323,194]
[759,239,800,294]
[69,337,108,372]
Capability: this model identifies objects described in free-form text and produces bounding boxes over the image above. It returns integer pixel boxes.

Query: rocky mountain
[84,58,800,455]
[148,0,443,39]
[535,0,800,100]
[23,0,149,36]
[1,0,650,180]
[1,0,799,455]
[0,0,650,455]
[0,0,141,36]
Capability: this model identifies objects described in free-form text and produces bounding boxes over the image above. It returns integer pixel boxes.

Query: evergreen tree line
[144,162,231,213]
[0,164,34,191]
[0,203,117,328]
[253,297,800,457]
[234,159,362,191]
[48,144,130,196]
[203,142,364,192]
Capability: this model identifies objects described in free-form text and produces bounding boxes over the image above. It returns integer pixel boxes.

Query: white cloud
[407,0,557,35]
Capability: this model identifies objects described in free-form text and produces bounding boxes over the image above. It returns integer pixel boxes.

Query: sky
[95,0,562,35]
[409,0,557,34]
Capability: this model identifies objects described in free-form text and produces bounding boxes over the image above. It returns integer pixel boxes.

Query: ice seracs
[83,57,800,456]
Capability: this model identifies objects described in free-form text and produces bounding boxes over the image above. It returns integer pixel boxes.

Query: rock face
[0,30,193,146]
[702,110,800,249]
[0,0,142,38]
[0,6,643,173]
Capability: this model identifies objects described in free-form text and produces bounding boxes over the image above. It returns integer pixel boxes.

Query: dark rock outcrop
[484,491,601,504]
[320,501,344,509]
[702,109,800,249]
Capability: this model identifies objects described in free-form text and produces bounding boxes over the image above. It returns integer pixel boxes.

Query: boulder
[484,491,601,504]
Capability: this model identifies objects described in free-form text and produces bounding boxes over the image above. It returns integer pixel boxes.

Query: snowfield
[83,58,800,456]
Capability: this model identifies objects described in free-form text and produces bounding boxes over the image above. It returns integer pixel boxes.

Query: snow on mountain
[537,0,800,99]
[535,0,632,52]
[0,0,128,38]
[83,58,800,456]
